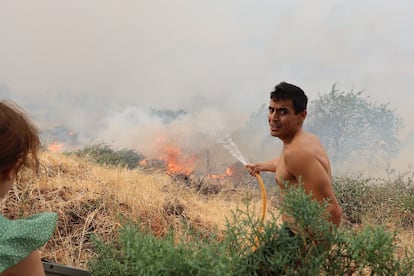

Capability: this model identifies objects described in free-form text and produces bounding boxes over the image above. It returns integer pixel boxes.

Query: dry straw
[0,151,267,269]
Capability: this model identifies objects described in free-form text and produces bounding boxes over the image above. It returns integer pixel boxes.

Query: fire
[155,136,197,176]
[207,167,233,179]
[45,129,79,153]
[160,145,196,175]
[48,141,64,152]
[226,167,233,176]
[138,135,235,179]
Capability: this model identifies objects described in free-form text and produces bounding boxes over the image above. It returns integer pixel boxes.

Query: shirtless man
[246,82,342,229]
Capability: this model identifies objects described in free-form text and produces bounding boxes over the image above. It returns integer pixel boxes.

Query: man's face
[268,99,306,140]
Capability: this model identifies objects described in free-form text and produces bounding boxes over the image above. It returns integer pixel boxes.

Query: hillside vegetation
[1,150,413,274]
[1,151,270,268]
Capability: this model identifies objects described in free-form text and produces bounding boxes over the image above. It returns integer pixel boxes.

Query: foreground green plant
[229,185,413,275]
[89,225,234,275]
[89,184,414,275]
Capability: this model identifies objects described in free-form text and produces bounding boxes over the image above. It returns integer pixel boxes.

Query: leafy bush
[334,174,414,228]
[229,185,413,275]
[89,225,233,275]
[333,175,372,224]
[71,144,144,169]
[89,184,413,275]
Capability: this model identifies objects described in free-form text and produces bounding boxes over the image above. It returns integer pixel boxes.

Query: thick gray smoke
[0,1,413,175]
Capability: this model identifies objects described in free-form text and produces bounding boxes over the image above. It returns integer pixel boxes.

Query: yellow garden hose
[251,173,266,251]
[215,134,268,250]
[256,173,267,223]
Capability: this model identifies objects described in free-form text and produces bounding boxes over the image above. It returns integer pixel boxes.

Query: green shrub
[228,184,414,275]
[334,174,414,228]
[89,184,414,275]
[71,143,144,169]
[89,225,234,275]
[333,175,372,224]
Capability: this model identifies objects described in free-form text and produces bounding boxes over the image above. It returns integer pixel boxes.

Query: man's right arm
[246,157,278,175]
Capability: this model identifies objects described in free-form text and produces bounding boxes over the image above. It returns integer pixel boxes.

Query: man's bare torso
[274,131,339,228]
[275,131,331,188]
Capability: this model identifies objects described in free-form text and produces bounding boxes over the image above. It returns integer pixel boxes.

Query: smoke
[90,104,261,165]
[0,1,413,174]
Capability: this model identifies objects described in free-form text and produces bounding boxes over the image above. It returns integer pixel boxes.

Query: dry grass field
[1,151,412,270]
[1,151,274,269]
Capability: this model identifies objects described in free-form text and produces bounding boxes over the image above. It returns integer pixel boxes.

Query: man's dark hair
[270,82,308,114]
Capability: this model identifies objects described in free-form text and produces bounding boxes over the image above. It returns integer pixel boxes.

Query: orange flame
[48,141,64,152]
[226,167,233,176]
[143,135,235,178]
[155,136,196,175]
[207,167,233,179]
[161,145,196,175]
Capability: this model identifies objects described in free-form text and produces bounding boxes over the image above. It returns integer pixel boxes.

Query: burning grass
[0,151,269,269]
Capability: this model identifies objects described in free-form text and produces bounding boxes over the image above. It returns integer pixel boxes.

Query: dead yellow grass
[0,151,269,269]
[1,151,411,270]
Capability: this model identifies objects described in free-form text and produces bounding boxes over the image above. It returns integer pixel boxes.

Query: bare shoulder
[301,132,322,146]
[284,133,319,159]
[283,133,327,171]
[297,132,326,156]
[283,146,313,169]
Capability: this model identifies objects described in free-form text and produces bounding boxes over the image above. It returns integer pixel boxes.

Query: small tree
[305,84,403,169]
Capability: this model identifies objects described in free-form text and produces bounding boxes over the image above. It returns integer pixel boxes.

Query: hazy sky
[0,1,413,171]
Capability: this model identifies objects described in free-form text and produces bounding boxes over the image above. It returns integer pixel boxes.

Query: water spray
[217,134,267,224]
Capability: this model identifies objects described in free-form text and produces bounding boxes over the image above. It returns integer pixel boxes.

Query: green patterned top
[0,212,57,272]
